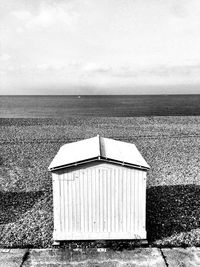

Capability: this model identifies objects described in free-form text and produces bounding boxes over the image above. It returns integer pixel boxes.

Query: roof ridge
[97,134,102,157]
[49,135,150,171]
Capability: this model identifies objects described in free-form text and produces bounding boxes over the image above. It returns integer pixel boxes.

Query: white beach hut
[49,135,150,244]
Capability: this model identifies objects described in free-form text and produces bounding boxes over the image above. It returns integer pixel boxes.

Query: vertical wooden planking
[94,168,97,232]
[76,170,80,232]
[53,162,147,240]
[65,174,68,233]
[142,171,146,233]
[79,170,82,232]
[138,170,141,233]
[101,169,104,232]
[123,169,127,233]
[121,168,123,231]
[83,171,86,232]
[63,173,66,232]
[53,174,60,233]
[104,169,107,232]
[118,168,122,232]
[79,171,83,232]
[111,168,114,233]
[100,168,103,233]
[59,175,63,232]
[102,170,105,232]
[137,170,140,233]
[144,172,147,233]
[91,168,94,232]
[130,169,134,233]
[81,171,84,233]
[95,168,99,232]
[126,169,131,232]
[88,169,91,233]
[86,170,88,233]
[65,173,69,232]
[72,172,76,232]
[77,170,81,233]
[139,170,143,233]
[134,170,137,233]
[127,170,129,232]
[94,169,96,232]
[135,170,138,234]
[133,170,136,233]
[134,169,137,233]
[116,168,119,233]
[107,169,111,233]
[118,169,121,232]
[102,169,105,232]
[68,174,72,233]
[84,171,88,233]
[98,168,100,233]
[104,169,108,232]
[101,169,103,233]
[129,169,132,233]
[113,168,116,232]
[99,169,102,232]
[99,168,102,233]
[138,170,141,232]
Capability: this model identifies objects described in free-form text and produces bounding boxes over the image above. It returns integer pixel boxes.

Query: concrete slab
[162,247,200,267]
[0,249,27,267]
[24,248,166,267]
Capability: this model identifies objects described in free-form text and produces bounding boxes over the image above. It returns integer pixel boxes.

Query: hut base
[53,231,147,241]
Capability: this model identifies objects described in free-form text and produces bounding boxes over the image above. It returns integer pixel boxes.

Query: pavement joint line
[160,248,169,267]
[20,248,30,267]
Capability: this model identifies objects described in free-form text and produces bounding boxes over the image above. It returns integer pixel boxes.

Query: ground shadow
[146,184,200,242]
[0,191,44,224]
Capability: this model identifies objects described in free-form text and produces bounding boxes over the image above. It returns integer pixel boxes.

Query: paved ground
[0,248,200,267]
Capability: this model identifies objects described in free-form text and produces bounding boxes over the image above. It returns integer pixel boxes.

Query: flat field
[0,116,199,248]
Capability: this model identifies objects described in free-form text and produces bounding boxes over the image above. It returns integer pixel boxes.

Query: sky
[1,0,200,94]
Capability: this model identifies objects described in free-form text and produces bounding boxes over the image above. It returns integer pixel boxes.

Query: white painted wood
[53,161,147,241]
[49,135,150,171]
[52,173,60,239]
[54,231,146,240]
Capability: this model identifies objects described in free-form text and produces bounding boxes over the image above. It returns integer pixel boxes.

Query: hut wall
[52,161,147,240]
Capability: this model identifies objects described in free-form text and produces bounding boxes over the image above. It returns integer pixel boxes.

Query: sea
[0,95,200,118]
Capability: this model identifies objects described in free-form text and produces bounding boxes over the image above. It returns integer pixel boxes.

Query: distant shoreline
[1,94,200,96]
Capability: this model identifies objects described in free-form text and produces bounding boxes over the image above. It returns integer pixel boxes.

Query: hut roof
[49,135,150,171]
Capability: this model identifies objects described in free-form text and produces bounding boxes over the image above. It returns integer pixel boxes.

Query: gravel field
[0,116,199,248]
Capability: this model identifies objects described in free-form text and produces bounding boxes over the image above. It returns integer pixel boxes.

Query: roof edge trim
[49,156,150,172]
[48,157,99,171]
[100,157,150,171]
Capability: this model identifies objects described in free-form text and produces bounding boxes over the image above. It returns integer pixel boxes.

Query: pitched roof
[49,135,150,171]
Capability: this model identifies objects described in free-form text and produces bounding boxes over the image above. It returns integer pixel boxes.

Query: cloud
[0,54,11,61]
[2,0,200,93]
[82,62,112,74]
[11,1,79,29]
[80,62,200,81]
[11,10,32,20]
[145,64,200,78]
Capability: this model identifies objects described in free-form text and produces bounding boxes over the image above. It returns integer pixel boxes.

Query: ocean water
[0,95,200,117]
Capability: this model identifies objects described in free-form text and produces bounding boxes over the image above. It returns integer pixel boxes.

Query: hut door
[74,167,127,239]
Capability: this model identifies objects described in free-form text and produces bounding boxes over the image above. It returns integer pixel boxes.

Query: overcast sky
[1,0,200,94]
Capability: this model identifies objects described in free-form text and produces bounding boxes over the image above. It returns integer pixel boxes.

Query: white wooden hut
[49,135,150,244]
